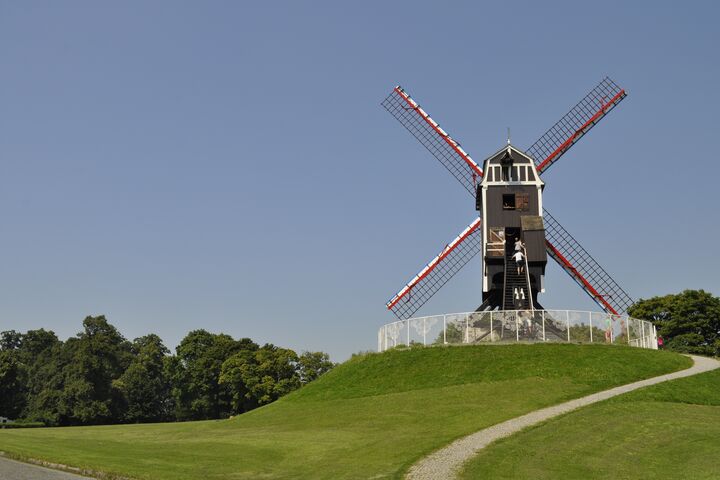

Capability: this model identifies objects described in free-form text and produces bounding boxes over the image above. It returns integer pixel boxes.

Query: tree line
[0,316,334,426]
[628,289,720,356]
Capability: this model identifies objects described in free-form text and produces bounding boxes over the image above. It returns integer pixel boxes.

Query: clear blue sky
[1,1,718,361]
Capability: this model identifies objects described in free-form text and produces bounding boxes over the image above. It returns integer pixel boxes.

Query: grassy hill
[0,344,690,479]
[460,357,720,480]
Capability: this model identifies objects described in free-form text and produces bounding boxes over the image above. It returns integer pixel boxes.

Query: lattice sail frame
[526,77,626,174]
[381,86,483,195]
[543,209,634,315]
[386,218,482,320]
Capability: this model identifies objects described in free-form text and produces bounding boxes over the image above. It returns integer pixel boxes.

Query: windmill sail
[543,209,633,315]
[387,218,482,320]
[527,77,627,175]
[381,86,483,195]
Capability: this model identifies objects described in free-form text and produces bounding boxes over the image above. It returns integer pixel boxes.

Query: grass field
[460,358,720,480]
[0,344,690,480]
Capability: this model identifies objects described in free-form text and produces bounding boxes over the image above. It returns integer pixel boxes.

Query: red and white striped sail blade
[543,209,633,315]
[387,217,482,320]
[527,77,627,175]
[381,86,483,195]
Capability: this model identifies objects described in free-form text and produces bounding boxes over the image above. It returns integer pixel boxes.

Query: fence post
[490,312,493,343]
[641,321,645,349]
[465,315,469,344]
[589,311,593,343]
[443,315,447,345]
[653,324,658,350]
[566,310,570,342]
[542,310,546,342]
[626,317,631,345]
[407,320,410,346]
[515,312,519,342]
[423,318,427,346]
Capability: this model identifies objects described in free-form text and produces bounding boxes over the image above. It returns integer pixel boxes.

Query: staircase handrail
[521,246,535,312]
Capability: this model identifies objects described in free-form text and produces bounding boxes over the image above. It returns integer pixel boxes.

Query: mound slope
[461,356,720,480]
[0,344,690,479]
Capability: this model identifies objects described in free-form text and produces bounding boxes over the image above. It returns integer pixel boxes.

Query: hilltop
[0,344,690,479]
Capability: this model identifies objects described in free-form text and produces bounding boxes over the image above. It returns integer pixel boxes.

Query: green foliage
[1,317,333,427]
[0,350,25,418]
[0,328,61,423]
[1,330,23,350]
[297,351,335,385]
[22,332,69,426]
[568,324,606,343]
[628,289,720,355]
[2,421,45,429]
[220,344,300,410]
[435,322,463,344]
[115,334,173,423]
[61,316,133,425]
[173,331,257,420]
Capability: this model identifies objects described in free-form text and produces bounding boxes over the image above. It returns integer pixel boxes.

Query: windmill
[382,77,633,321]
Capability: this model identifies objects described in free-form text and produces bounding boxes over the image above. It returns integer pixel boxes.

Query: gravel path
[0,456,94,480]
[406,354,720,480]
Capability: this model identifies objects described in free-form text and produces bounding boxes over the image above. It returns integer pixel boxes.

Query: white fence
[378,310,658,352]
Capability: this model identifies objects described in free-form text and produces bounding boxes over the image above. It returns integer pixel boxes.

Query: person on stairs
[512,250,525,275]
[514,237,525,253]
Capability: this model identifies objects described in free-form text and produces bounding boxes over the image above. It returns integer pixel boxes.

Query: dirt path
[406,354,720,480]
[0,456,95,480]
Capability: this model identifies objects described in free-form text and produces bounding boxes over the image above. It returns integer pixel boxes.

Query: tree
[0,330,22,350]
[0,350,25,418]
[217,348,257,414]
[163,354,192,421]
[0,319,335,425]
[0,330,28,417]
[297,351,334,384]
[19,330,64,425]
[435,323,463,344]
[58,316,133,425]
[628,289,720,356]
[115,334,172,423]
[220,344,300,412]
[247,345,300,405]
[17,329,60,364]
[174,330,257,420]
[0,328,63,422]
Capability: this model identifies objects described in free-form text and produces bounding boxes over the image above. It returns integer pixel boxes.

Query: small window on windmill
[501,166,510,181]
[516,193,529,211]
[511,167,519,182]
[502,194,515,210]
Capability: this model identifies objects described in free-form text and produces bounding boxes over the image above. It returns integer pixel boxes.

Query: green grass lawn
[460,357,720,480]
[0,344,690,480]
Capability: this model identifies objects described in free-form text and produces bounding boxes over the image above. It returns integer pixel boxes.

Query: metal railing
[377,309,658,352]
